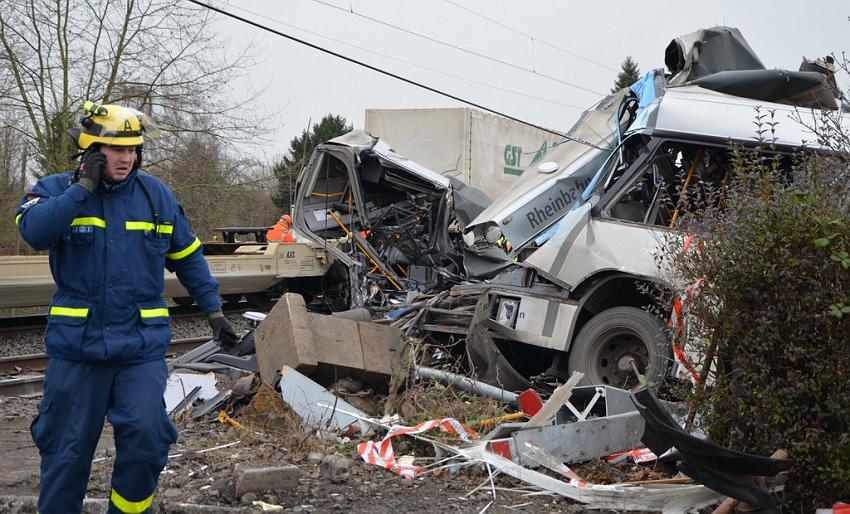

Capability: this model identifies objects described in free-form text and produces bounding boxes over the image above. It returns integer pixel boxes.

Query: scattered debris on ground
[154,297,792,513]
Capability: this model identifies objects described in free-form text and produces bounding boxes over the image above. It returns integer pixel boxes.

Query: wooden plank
[421,324,468,334]
[425,308,474,317]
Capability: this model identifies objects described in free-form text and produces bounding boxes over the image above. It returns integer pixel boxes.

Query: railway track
[0,336,211,396]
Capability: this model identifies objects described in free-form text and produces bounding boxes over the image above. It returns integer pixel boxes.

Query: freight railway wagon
[0,239,333,310]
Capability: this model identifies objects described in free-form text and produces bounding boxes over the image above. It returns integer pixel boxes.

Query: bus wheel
[568,306,668,389]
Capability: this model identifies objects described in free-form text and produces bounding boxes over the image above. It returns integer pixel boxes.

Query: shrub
[661,134,850,509]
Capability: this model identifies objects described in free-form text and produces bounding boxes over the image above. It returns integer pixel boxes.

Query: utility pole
[292,117,311,216]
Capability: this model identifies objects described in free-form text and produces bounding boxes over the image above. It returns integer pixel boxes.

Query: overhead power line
[186,0,608,147]
[219,2,587,111]
[444,0,619,74]
[309,0,604,96]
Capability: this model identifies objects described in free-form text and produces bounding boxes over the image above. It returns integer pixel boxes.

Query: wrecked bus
[289,26,846,390]
[460,26,847,388]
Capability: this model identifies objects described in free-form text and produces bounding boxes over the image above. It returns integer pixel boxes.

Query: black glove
[208,311,239,349]
[76,149,107,193]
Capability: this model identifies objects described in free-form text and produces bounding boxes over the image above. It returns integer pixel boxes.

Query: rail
[0,336,211,396]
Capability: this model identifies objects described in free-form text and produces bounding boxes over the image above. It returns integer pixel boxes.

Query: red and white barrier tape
[668,238,704,384]
[605,447,657,465]
[357,417,477,479]
[629,447,658,464]
[672,342,701,385]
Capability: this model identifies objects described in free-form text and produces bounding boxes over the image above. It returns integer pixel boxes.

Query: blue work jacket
[15,170,221,362]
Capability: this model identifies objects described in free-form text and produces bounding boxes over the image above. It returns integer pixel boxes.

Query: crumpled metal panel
[652,86,837,151]
[466,324,531,392]
[465,293,531,391]
[458,443,721,512]
[372,140,451,189]
[512,411,644,465]
[326,129,376,153]
[666,26,765,85]
[632,386,793,512]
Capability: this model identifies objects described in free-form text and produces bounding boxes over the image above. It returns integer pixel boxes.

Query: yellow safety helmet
[69,101,160,150]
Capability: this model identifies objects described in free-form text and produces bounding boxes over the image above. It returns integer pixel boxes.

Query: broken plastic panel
[164,372,220,413]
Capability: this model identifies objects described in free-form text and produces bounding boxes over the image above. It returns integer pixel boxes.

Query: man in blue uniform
[15,102,238,513]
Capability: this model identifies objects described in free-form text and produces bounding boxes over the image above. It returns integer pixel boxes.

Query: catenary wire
[308,0,605,96]
[186,0,609,148]
[444,0,619,73]
[217,1,588,111]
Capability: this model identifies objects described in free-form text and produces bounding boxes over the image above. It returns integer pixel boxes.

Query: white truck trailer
[364,108,560,200]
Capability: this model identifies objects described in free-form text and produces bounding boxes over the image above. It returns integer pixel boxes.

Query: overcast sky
[207,0,849,160]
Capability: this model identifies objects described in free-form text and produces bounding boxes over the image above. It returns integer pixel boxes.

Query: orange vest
[266,221,294,243]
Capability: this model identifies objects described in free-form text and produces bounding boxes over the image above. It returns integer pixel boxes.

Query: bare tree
[0,126,26,255]
[161,132,278,239]
[0,0,265,177]
[0,0,282,254]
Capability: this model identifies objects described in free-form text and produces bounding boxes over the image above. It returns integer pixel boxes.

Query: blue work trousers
[31,358,178,514]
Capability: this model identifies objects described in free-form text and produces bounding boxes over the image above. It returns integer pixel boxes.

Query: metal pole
[416,366,518,405]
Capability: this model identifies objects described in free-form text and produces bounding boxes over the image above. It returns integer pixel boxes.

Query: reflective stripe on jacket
[16,170,221,362]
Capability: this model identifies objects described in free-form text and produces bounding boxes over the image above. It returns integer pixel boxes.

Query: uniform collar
[101,169,139,193]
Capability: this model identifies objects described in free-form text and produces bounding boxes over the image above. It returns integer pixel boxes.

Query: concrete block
[254,293,404,387]
[0,496,109,514]
[320,453,351,483]
[254,293,316,385]
[308,313,366,376]
[357,321,402,379]
[234,460,302,496]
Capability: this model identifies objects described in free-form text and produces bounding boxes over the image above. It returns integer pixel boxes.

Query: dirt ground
[0,394,597,514]
[0,365,681,514]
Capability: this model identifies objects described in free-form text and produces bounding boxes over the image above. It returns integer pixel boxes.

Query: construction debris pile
[166,295,795,512]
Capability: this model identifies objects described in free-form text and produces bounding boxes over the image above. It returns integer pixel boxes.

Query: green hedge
[665,148,850,509]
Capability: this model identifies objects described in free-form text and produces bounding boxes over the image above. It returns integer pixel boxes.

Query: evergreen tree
[611,56,641,93]
[272,114,352,213]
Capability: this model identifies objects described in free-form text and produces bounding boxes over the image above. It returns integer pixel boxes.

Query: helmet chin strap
[132,146,143,172]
